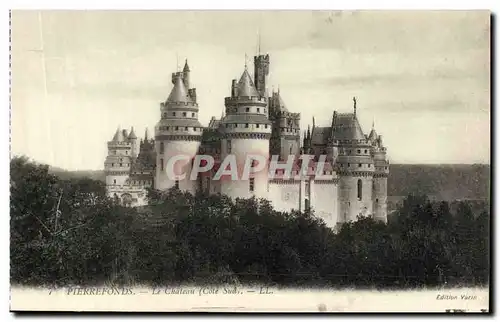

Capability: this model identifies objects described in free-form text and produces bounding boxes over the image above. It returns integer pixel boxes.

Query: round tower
[105,126,133,188]
[335,100,375,223]
[128,126,138,159]
[370,127,389,223]
[155,65,203,194]
[220,66,271,200]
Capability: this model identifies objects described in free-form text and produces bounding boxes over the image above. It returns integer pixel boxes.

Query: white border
[1,1,497,321]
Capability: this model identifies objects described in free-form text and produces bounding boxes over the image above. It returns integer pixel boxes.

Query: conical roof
[331,114,365,141]
[112,127,124,142]
[167,75,193,103]
[276,91,288,112]
[183,59,190,72]
[237,68,259,97]
[128,127,137,139]
[368,128,378,141]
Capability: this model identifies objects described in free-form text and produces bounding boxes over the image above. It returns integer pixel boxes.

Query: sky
[11,10,490,170]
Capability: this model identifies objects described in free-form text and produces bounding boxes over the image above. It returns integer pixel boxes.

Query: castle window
[265,124,268,129]
[246,107,250,112]
[126,150,128,155]
[175,126,179,130]
[160,158,164,171]
[192,112,195,117]
[245,123,249,128]
[113,179,116,184]
[368,164,371,167]
[385,166,388,170]
[251,160,258,168]
[173,112,176,116]
[264,108,267,113]
[120,163,123,167]
[365,149,368,153]
[183,112,187,117]
[357,179,362,201]
[257,108,260,113]
[256,124,260,128]
[357,149,361,154]
[160,142,164,154]
[358,163,362,168]
[376,198,379,203]
[347,163,350,167]
[112,163,114,167]
[175,180,179,189]
[166,126,170,130]
[226,124,229,128]
[185,126,188,130]
[163,113,167,118]
[249,178,255,192]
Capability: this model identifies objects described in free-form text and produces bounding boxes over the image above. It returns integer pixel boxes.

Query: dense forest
[12,156,489,288]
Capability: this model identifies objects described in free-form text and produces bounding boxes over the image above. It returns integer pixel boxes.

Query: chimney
[231,79,238,97]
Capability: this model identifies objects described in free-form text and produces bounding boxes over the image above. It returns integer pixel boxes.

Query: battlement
[163,100,198,108]
[107,141,132,147]
[336,139,372,146]
[225,96,267,106]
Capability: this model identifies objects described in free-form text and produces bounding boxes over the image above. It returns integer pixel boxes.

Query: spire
[128,126,137,139]
[353,96,357,116]
[258,29,261,55]
[144,127,150,141]
[167,74,193,103]
[368,118,378,141]
[237,68,259,97]
[183,59,190,72]
[244,53,248,70]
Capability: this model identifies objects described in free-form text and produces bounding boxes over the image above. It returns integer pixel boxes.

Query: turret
[220,62,271,200]
[155,63,203,193]
[105,126,133,187]
[334,98,375,224]
[371,122,389,222]
[128,127,138,158]
[254,54,269,97]
[268,89,301,160]
[183,59,190,89]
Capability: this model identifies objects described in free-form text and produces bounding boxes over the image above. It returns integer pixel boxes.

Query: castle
[104,52,390,227]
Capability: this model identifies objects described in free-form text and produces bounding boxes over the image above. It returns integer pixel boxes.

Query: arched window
[357,179,362,200]
[160,142,164,154]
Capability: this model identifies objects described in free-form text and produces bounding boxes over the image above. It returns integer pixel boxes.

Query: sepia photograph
[9,10,491,312]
